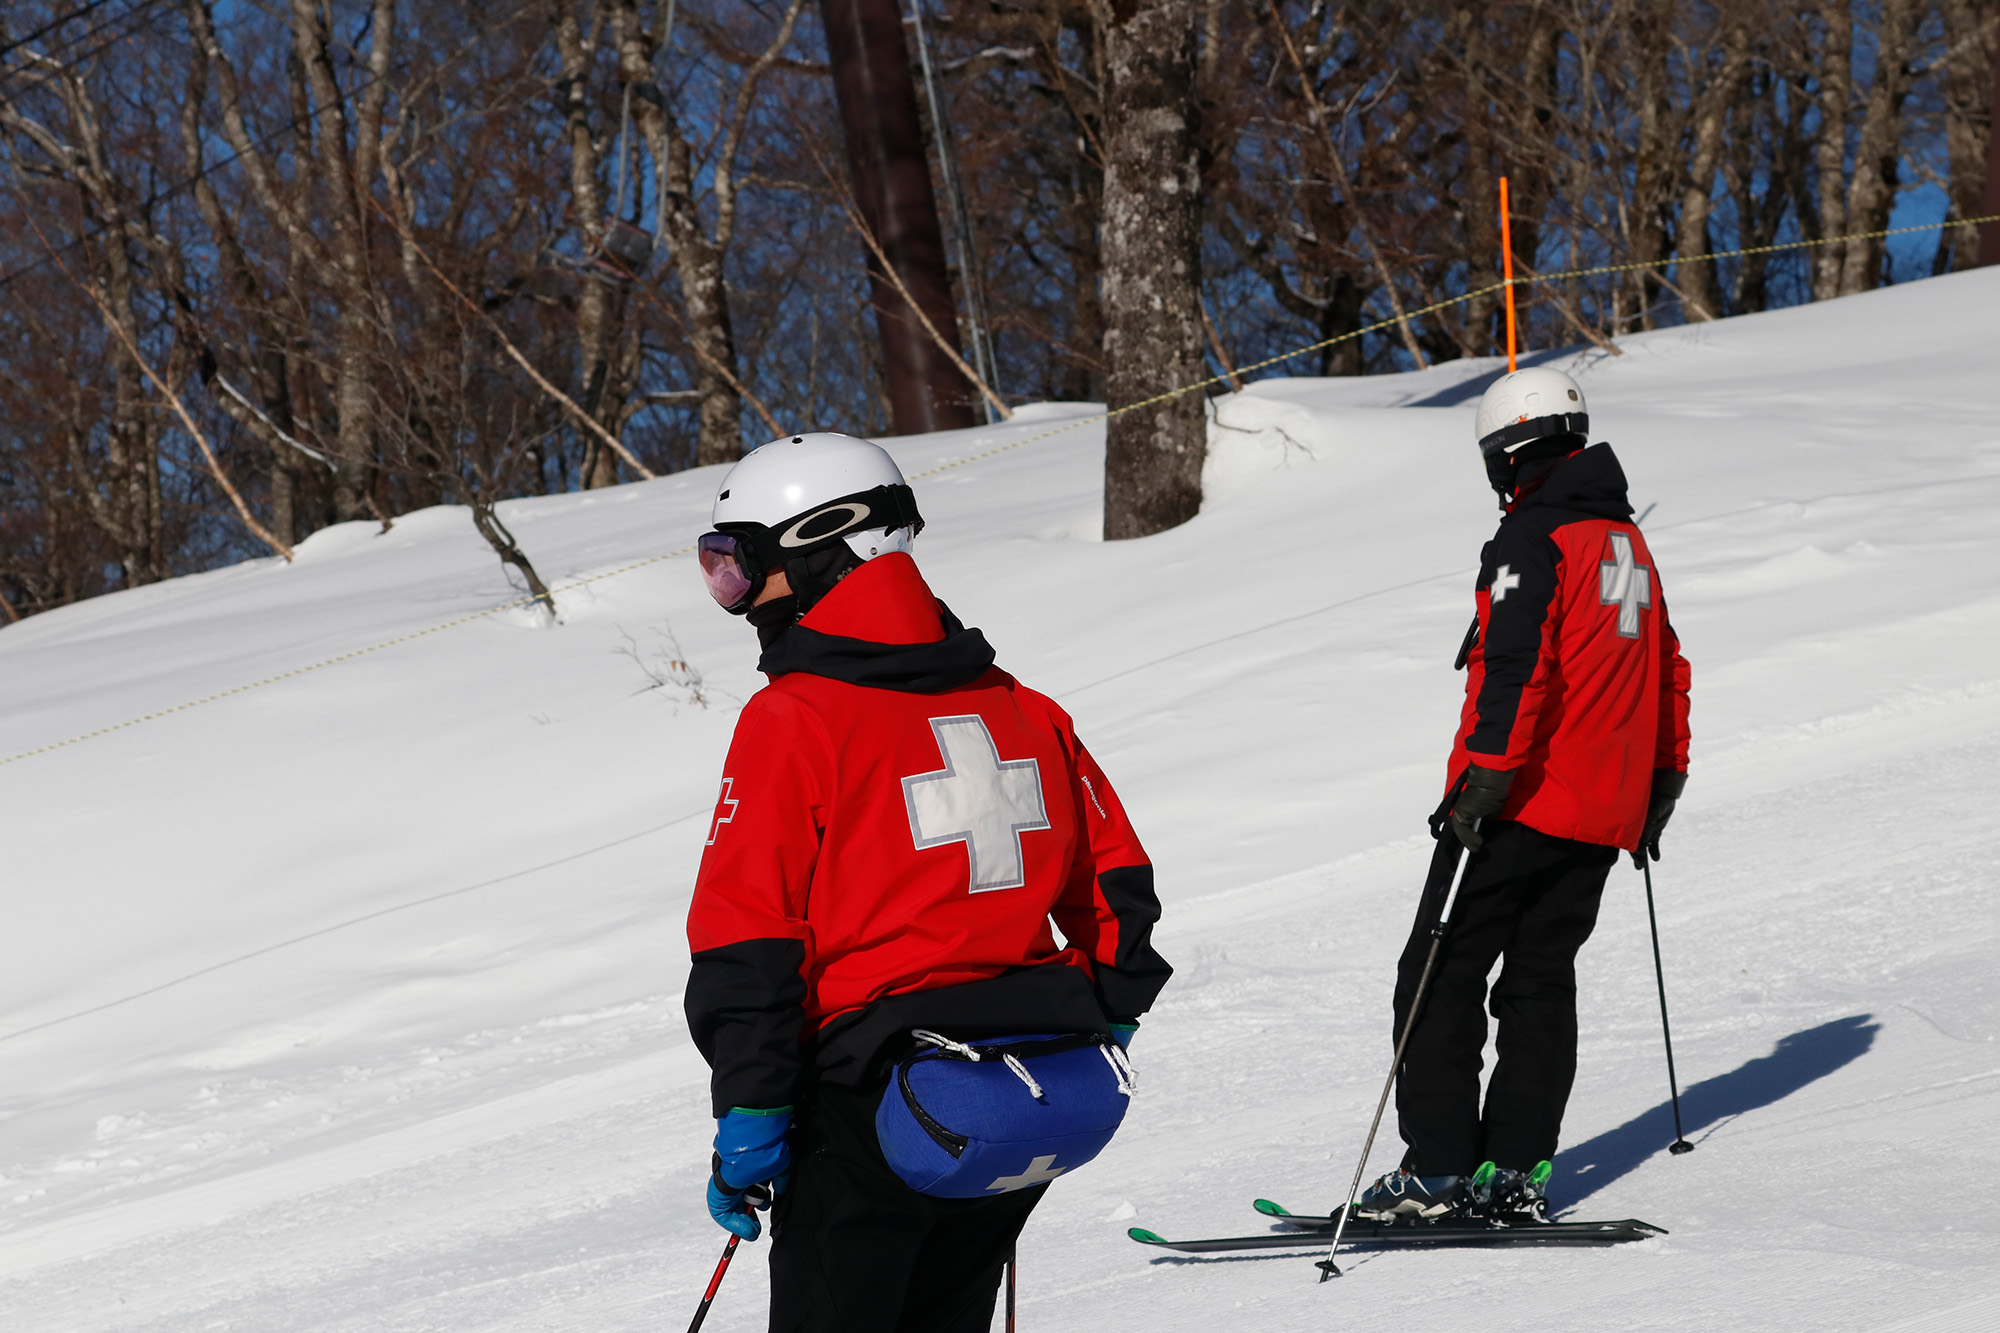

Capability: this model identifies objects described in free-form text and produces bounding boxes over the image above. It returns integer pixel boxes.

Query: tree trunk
[1811,2,1854,301]
[682,241,748,463]
[182,0,338,535]
[1098,0,1204,541]
[1059,7,1106,405]
[288,0,390,519]
[1965,0,2000,266]
[636,0,802,462]
[1627,6,1673,330]
[1675,22,1747,322]
[651,99,748,465]
[553,5,620,489]
[1318,273,1363,377]
[819,0,976,435]
[1456,5,1501,357]
[1839,0,1921,294]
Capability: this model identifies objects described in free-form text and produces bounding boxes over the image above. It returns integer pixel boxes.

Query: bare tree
[1,0,1986,620]
[0,45,171,584]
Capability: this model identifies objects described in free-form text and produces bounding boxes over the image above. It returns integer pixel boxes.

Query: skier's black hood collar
[756,552,996,693]
[1509,442,1635,523]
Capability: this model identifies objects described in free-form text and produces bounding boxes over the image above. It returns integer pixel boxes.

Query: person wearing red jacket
[686,433,1171,1332]
[1355,368,1692,1225]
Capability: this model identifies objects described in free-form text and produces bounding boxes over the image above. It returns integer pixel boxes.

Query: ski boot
[1353,1167,1465,1221]
[1468,1160,1552,1225]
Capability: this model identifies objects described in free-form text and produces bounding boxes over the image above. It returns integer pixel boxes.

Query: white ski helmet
[699,432,923,614]
[1474,367,1588,458]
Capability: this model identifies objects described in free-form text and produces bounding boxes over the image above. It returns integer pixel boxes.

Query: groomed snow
[3,269,1998,1331]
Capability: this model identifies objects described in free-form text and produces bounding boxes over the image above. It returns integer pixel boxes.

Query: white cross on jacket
[903,715,1053,892]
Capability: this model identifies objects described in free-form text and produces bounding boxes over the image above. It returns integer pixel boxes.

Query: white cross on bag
[903,715,1051,893]
[1598,531,1653,638]
[986,1154,1068,1192]
[1490,564,1522,603]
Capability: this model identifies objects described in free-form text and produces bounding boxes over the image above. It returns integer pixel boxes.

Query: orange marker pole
[1499,176,1518,373]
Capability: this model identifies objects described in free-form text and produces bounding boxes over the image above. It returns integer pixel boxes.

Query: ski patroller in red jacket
[1446,443,1692,850]
[685,552,1171,1116]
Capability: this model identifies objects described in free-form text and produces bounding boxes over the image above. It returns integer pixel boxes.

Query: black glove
[1448,765,1514,851]
[1632,770,1687,869]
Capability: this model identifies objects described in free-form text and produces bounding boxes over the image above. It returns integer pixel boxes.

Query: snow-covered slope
[4,270,1999,1331]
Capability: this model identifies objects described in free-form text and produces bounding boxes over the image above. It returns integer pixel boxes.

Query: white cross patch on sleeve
[1598,531,1653,638]
[1490,564,1522,603]
[705,777,738,847]
[902,715,1051,893]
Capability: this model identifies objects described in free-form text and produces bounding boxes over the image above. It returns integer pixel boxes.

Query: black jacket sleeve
[1465,521,1562,764]
[685,938,809,1116]
[1086,864,1173,1022]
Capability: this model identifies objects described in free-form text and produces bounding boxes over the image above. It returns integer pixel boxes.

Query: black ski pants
[1392,819,1616,1177]
[768,1077,1044,1333]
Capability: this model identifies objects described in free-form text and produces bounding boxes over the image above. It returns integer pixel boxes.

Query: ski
[1129,1212,1666,1255]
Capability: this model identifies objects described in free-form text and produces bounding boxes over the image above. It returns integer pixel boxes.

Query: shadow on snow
[1402,345,1583,406]
[1554,1013,1879,1210]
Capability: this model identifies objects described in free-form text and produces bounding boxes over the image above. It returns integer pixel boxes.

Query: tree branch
[372,200,659,481]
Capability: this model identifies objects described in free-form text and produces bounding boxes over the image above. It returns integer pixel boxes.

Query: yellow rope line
[925,212,2000,475]
[4,212,1993,768]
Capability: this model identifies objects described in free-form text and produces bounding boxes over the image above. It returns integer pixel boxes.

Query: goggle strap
[1478,411,1589,457]
[721,484,924,569]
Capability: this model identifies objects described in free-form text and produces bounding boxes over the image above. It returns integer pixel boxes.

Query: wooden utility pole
[1100,0,1205,540]
[819,0,976,435]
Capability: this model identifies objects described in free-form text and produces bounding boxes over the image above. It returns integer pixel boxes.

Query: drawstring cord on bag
[912,1028,1133,1099]
[1100,1044,1136,1096]
[911,1029,981,1059]
[1002,1054,1045,1099]
[912,1029,1044,1098]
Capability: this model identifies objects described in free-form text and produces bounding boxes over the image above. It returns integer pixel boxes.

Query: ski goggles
[697,531,761,613]
[697,484,925,614]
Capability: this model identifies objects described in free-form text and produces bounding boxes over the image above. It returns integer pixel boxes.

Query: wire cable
[0,0,536,295]
[0,0,134,64]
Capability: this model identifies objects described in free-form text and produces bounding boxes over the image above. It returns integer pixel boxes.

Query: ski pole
[1641,860,1694,1155]
[1005,1244,1016,1330]
[1318,830,1479,1282]
[686,1233,740,1333]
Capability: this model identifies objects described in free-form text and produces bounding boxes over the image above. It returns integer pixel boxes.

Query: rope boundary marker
[3,211,1994,769]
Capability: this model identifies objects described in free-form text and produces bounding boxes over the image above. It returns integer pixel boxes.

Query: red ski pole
[687,1234,741,1333]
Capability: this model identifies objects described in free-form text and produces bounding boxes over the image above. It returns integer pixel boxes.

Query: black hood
[757,602,997,693]
[1512,442,1634,523]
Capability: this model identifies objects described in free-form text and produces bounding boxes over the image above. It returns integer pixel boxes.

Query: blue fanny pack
[874,1029,1136,1199]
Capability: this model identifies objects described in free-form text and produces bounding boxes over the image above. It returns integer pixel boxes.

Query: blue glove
[707,1107,792,1240]
[1110,1024,1138,1051]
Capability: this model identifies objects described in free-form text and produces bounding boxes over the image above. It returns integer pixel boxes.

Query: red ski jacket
[1446,444,1692,850]
[685,553,1171,1116]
